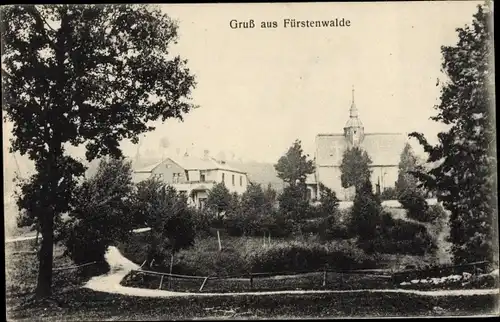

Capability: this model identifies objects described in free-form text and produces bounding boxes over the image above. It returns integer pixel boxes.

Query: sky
[3,1,483,182]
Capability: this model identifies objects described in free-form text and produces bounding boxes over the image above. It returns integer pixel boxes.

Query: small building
[133,151,249,209]
[309,87,407,201]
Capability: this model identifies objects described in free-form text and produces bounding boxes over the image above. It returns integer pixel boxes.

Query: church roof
[315,133,407,167]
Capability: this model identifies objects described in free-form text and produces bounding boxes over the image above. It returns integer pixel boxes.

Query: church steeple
[343,85,364,146]
[350,85,358,118]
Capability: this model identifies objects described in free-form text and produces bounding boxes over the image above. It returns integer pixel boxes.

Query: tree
[278,184,310,233]
[340,147,372,192]
[205,182,233,229]
[409,4,496,264]
[2,5,196,297]
[60,157,135,273]
[349,180,382,242]
[274,139,315,186]
[318,182,340,217]
[263,183,278,209]
[396,143,429,220]
[133,179,196,265]
[395,143,421,195]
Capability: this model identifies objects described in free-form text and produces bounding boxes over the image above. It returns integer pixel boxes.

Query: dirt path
[83,246,500,298]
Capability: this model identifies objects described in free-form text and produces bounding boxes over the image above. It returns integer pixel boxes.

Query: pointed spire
[349,85,358,118]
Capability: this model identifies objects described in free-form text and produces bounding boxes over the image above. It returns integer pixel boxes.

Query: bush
[399,189,430,222]
[350,181,382,241]
[380,187,398,200]
[360,215,438,256]
[426,203,447,223]
[248,240,375,273]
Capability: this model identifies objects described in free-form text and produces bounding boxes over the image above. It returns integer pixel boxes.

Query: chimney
[203,149,210,160]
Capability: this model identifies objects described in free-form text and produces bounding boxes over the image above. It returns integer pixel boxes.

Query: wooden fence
[128,267,394,292]
[129,260,492,292]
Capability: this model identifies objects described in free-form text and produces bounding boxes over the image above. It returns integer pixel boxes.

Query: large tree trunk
[36,211,54,298]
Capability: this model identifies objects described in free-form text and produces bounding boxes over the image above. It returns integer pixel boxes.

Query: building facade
[133,151,249,209]
[308,88,407,201]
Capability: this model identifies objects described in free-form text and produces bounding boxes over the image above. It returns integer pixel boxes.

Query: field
[6,238,499,320]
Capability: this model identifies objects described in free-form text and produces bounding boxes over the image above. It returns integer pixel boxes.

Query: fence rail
[129,260,493,292]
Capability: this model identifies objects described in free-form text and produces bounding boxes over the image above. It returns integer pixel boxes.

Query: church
[306,88,408,201]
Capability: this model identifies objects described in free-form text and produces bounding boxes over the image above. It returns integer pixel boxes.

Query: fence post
[199,276,209,292]
[250,274,254,289]
[168,253,174,289]
[159,275,164,290]
[322,268,327,287]
[217,230,222,251]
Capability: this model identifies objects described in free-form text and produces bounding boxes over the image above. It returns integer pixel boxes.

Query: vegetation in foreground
[6,240,498,321]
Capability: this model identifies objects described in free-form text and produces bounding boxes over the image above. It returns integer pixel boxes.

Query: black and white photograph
[2,2,498,320]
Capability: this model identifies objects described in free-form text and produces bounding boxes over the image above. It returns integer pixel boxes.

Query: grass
[6,239,499,320]
[8,288,499,320]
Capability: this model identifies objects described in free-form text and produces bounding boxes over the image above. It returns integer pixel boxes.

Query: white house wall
[218,170,248,194]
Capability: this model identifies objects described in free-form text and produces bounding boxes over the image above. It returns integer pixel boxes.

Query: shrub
[426,203,447,224]
[350,181,382,241]
[248,240,375,273]
[360,216,438,256]
[399,189,430,222]
[380,187,398,200]
[133,180,197,266]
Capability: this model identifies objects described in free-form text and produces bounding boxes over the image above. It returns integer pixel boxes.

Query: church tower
[343,86,364,146]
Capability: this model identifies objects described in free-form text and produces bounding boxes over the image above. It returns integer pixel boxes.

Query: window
[232,174,235,186]
[240,176,242,186]
[172,173,178,183]
[222,173,225,183]
[200,171,206,182]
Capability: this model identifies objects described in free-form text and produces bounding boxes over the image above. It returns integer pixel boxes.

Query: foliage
[395,143,424,196]
[248,240,375,273]
[395,143,429,220]
[60,158,135,274]
[317,182,340,217]
[340,146,372,192]
[408,4,496,264]
[399,189,430,222]
[349,180,382,241]
[318,215,352,240]
[274,139,315,186]
[206,182,232,216]
[132,178,196,265]
[224,183,290,238]
[361,213,438,256]
[1,4,196,297]
[263,183,278,209]
[277,184,310,235]
[379,187,398,201]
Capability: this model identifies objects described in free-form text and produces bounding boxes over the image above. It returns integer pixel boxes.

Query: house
[133,150,249,209]
[307,87,407,201]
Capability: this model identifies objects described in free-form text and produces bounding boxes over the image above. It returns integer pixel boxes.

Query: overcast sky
[3,1,482,177]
